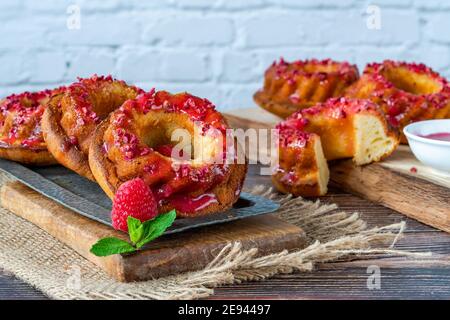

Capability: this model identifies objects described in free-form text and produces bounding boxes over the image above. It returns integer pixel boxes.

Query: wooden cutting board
[224,108,450,233]
[330,148,450,232]
[0,182,306,282]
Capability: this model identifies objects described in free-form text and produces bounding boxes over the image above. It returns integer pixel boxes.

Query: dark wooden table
[1,164,449,300]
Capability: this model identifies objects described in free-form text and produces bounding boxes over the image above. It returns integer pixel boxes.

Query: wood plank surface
[2,164,450,299]
[0,166,450,300]
[0,182,306,282]
[379,145,450,189]
[225,107,281,128]
[330,160,450,233]
[0,108,449,299]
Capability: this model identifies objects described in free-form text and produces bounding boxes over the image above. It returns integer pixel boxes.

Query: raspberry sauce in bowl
[404,119,450,172]
[420,132,450,142]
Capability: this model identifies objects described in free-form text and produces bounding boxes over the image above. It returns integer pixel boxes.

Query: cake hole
[91,84,138,118]
[141,122,194,160]
[137,112,221,163]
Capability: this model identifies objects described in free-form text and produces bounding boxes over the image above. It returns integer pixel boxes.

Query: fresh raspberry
[111,178,158,232]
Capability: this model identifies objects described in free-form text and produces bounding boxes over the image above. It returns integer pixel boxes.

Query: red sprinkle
[103,90,233,216]
[348,60,450,129]
[0,87,65,149]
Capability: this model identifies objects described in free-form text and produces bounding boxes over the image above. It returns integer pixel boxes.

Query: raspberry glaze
[274,97,383,185]
[269,58,359,83]
[254,58,360,118]
[41,74,144,179]
[105,90,232,214]
[420,132,450,142]
[346,61,450,139]
[289,97,380,121]
[59,75,144,153]
[0,89,63,150]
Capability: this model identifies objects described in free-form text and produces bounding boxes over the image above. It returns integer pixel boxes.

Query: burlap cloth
[0,172,430,299]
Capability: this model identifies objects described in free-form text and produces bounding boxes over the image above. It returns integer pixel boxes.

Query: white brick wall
[0,0,449,111]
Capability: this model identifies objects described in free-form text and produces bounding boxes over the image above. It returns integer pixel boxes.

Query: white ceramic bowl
[404,119,450,173]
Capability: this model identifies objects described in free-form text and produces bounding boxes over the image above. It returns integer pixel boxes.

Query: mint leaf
[127,216,144,245]
[90,237,136,257]
[136,221,156,248]
[136,210,176,248]
[90,210,177,256]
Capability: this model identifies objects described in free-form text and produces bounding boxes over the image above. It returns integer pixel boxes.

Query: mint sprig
[90,210,176,257]
[89,238,136,256]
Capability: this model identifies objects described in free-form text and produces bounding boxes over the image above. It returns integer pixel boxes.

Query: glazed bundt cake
[89,90,247,217]
[254,58,359,118]
[273,97,399,197]
[42,75,143,180]
[273,129,329,197]
[345,60,450,143]
[0,88,64,165]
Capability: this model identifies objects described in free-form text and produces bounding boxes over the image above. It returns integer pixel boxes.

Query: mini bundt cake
[0,88,63,165]
[345,60,450,143]
[42,75,143,180]
[254,58,359,118]
[273,97,399,197]
[273,129,329,197]
[89,90,247,218]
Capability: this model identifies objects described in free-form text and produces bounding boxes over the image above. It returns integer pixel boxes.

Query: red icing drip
[105,89,233,215]
[155,144,186,159]
[166,193,218,214]
[155,144,174,157]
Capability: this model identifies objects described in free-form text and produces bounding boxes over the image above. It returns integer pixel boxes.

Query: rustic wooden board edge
[224,107,281,127]
[224,111,450,233]
[224,113,276,130]
[0,182,124,279]
[379,145,450,189]
[0,181,307,282]
[330,160,450,233]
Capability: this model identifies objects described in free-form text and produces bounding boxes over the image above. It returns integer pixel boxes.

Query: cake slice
[272,130,329,197]
[273,98,399,197]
